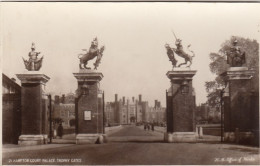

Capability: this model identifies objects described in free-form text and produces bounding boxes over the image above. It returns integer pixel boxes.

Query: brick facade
[74,71,104,135]
[78,83,103,133]
[53,93,75,129]
[223,68,259,145]
[105,94,164,125]
[2,94,21,144]
[16,73,50,145]
[171,81,195,132]
[166,70,196,133]
[2,74,22,144]
[229,80,253,131]
[21,83,46,134]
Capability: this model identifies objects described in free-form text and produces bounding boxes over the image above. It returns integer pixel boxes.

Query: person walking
[53,128,57,139]
[53,123,57,139]
[57,123,63,139]
[151,123,154,132]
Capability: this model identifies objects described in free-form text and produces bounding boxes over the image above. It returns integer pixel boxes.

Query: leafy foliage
[208,53,229,76]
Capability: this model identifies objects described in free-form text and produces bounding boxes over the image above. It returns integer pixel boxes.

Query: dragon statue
[23,43,43,71]
[78,37,105,70]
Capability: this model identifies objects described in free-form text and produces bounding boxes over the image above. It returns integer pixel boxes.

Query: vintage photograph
[1,2,260,165]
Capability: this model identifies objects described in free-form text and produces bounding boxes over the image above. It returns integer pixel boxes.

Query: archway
[130,116,136,123]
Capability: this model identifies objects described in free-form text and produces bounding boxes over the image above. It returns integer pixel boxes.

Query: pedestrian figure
[57,123,63,139]
[144,124,147,130]
[53,129,57,139]
[151,123,154,131]
[147,124,150,131]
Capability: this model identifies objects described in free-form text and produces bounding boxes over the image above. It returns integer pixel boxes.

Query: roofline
[2,73,21,91]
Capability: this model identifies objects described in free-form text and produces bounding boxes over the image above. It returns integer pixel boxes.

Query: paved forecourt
[2,125,259,165]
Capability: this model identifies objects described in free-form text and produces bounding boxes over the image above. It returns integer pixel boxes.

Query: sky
[1,2,260,107]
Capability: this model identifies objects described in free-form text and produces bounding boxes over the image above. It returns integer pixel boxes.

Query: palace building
[105,94,165,126]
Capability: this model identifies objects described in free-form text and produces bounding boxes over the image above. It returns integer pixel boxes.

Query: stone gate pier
[165,68,197,143]
[222,67,257,144]
[73,69,105,144]
[16,71,50,145]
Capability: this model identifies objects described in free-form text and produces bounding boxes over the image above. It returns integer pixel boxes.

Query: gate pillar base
[16,72,50,146]
[18,135,47,146]
[224,132,236,142]
[73,70,105,144]
[166,69,197,142]
[76,134,107,144]
[164,132,196,143]
[224,132,254,144]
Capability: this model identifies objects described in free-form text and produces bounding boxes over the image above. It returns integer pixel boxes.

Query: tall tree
[205,36,259,107]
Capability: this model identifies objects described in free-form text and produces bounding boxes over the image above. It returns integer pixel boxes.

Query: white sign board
[84,111,91,120]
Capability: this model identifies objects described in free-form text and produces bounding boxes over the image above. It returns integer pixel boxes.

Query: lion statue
[78,37,105,70]
[165,43,177,68]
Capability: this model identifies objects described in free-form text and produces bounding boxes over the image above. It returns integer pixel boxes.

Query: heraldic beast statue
[165,31,195,68]
[23,43,43,71]
[225,39,246,67]
[78,37,105,70]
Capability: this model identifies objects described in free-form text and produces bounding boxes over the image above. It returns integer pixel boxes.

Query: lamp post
[103,91,105,134]
[48,94,52,143]
[217,88,224,143]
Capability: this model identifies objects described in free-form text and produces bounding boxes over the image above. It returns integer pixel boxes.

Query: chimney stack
[55,95,60,104]
[155,100,158,108]
[61,94,65,104]
[132,97,135,102]
[139,94,142,103]
[115,94,118,102]
[158,101,161,108]
[123,96,125,105]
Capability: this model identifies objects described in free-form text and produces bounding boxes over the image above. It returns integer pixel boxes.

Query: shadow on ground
[107,140,165,143]
[224,146,259,155]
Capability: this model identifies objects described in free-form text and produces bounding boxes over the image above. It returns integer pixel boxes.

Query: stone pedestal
[165,69,197,143]
[16,72,50,146]
[76,134,106,144]
[222,67,256,144]
[73,69,105,144]
[164,132,196,143]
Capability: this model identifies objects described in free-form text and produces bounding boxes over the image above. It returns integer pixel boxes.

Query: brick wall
[224,70,259,146]
[2,94,21,144]
[229,80,253,132]
[170,81,195,132]
[166,91,173,132]
[21,83,43,134]
[78,82,104,134]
